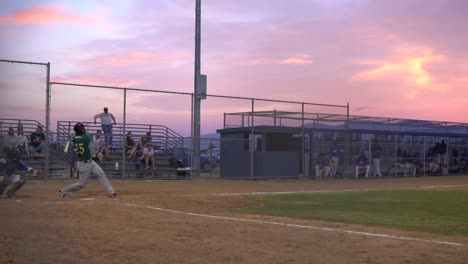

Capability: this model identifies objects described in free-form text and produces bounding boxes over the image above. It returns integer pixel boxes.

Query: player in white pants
[371,139,383,177]
[58,123,117,198]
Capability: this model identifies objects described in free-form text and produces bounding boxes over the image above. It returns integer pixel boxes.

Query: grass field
[236,187,468,236]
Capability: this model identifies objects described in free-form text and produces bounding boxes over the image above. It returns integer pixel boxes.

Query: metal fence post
[394,134,397,177]
[122,88,127,181]
[423,136,426,176]
[301,103,305,177]
[45,62,51,181]
[250,98,254,180]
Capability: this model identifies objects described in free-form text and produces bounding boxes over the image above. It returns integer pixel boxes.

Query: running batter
[57,122,117,198]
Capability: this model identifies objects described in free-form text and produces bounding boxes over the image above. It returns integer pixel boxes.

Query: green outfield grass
[235,187,468,236]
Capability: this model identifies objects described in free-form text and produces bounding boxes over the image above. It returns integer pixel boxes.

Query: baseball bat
[64,129,75,153]
[64,140,70,153]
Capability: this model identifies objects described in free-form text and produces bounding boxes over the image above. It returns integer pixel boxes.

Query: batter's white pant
[372,158,382,177]
[61,160,115,196]
[355,165,370,178]
[330,157,339,177]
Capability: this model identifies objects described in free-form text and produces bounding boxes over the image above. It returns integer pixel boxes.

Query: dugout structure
[217,110,468,179]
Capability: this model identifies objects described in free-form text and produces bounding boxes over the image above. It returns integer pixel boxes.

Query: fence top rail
[225,111,468,128]
[50,81,348,108]
[0,59,49,66]
[58,120,174,130]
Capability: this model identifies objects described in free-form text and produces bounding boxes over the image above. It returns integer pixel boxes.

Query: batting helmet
[73,122,86,135]
[6,147,21,162]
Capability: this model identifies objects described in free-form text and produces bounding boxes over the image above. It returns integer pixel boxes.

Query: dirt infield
[1,176,468,264]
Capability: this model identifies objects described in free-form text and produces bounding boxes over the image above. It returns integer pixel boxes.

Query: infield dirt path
[1,176,468,264]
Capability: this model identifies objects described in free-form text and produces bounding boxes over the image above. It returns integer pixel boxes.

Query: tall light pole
[192,0,201,176]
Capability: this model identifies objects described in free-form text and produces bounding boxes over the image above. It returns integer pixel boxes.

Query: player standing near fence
[329,140,342,177]
[371,139,383,177]
[57,122,117,199]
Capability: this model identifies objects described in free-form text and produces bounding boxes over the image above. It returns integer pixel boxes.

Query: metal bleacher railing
[56,121,185,161]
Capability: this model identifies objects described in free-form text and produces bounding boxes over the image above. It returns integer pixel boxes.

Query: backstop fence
[1,59,467,180]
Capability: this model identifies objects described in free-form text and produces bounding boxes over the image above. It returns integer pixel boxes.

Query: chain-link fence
[0,59,51,180]
[1,59,468,180]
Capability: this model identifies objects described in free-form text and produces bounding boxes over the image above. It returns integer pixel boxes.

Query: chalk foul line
[121,202,464,247]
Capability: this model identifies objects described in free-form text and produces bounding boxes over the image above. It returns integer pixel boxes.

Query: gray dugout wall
[219,128,300,178]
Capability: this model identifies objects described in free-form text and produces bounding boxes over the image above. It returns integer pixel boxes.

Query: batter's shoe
[57,190,67,198]
[109,193,118,199]
[6,192,19,199]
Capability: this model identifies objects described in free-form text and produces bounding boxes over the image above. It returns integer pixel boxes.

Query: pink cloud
[0,4,96,26]
[280,57,313,65]
[242,56,313,66]
[354,46,450,94]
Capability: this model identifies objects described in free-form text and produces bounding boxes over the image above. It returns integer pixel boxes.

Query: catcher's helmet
[73,122,86,135]
[6,147,21,162]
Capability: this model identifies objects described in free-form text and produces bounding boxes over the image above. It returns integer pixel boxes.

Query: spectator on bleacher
[355,151,370,179]
[4,127,18,149]
[90,130,110,163]
[371,139,383,177]
[136,135,149,157]
[315,152,331,179]
[94,107,116,149]
[125,131,137,160]
[146,132,152,144]
[329,141,342,177]
[28,125,45,156]
[141,143,156,173]
[16,122,28,155]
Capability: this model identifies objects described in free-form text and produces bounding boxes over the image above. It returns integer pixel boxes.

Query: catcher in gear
[0,147,39,198]
[57,122,117,198]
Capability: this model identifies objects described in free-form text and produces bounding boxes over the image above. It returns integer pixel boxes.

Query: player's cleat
[6,192,19,198]
[57,190,67,198]
[109,193,118,199]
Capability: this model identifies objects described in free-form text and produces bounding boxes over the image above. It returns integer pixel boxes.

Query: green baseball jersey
[73,133,92,161]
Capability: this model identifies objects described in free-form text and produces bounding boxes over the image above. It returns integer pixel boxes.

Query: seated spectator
[354,151,370,179]
[315,153,331,179]
[125,131,137,160]
[28,125,45,156]
[141,143,156,173]
[4,127,18,150]
[146,132,152,144]
[90,130,109,163]
[136,135,149,157]
[16,122,28,155]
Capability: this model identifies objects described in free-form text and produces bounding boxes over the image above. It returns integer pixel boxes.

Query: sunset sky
[1,0,467,135]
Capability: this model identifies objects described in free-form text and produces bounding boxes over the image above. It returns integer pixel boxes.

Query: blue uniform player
[355,151,370,179]
[329,141,343,177]
[0,147,39,198]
